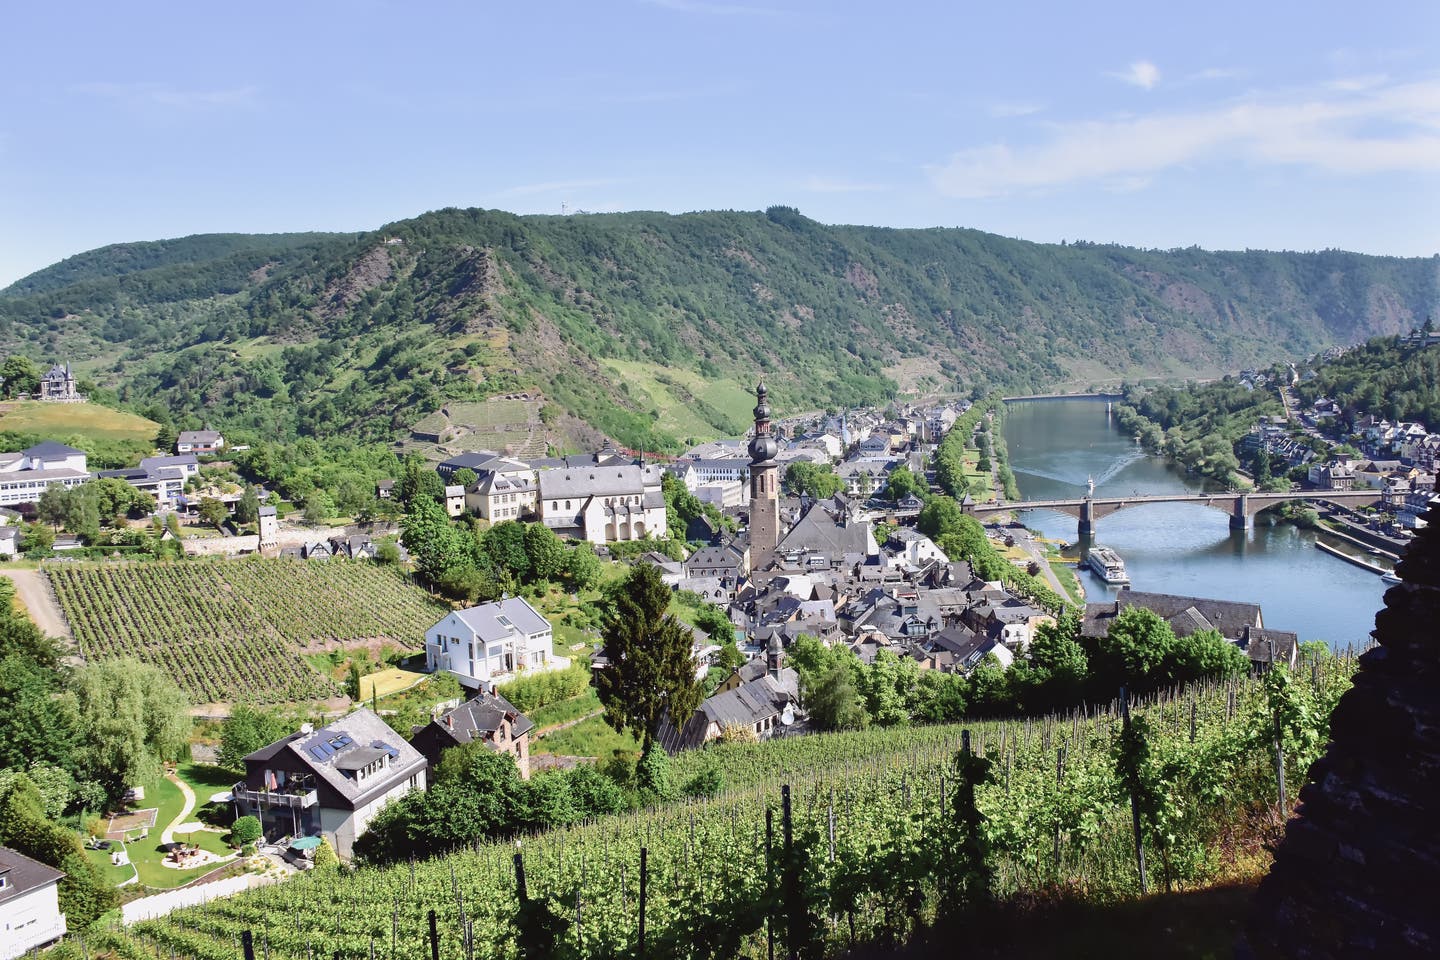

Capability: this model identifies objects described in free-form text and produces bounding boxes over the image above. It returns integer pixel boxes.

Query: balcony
[233,783,318,808]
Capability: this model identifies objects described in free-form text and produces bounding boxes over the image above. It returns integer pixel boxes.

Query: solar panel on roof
[309,746,328,761]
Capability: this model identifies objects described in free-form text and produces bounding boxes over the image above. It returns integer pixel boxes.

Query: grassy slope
[0,400,158,442]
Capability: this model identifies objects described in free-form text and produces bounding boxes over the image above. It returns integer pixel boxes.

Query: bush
[231,815,262,847]
[240,842,257,857]
[496,664,591,713]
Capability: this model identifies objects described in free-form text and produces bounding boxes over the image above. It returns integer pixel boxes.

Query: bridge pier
[1230,494,1250,530]
[1079,499,1094,539]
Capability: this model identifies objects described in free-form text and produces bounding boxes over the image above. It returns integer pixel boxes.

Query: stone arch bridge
[963,490,1384,538]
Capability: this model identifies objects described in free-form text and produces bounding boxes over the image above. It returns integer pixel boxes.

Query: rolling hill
[0,207,1432,453]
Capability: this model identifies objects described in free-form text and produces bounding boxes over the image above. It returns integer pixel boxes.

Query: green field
[602,359,755,443]
[0,400,158,443]
[47,559,449,705]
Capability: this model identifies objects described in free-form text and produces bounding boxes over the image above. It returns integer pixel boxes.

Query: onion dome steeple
[749,380,779,464]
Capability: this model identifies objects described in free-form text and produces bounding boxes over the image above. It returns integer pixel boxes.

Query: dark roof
[1082,589,1265,642]
[0,846,65,905]
[22,440,84,459]
[243,709,425,809]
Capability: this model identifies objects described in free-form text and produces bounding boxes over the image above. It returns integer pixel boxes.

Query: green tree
[1087,606,1177,697]
[884,465,924,502]
[804,659,869,730]
[218,706,290,773]
[401,494,462,584]
[452,467,478,489]
[782,461,845,499]
[0,356,39,398]
[1169,628,1249,685]
[564,545,603,590]
[197,496,229,530]
[0,774,116,927]
[231,815,262,846]
[304,489,335,523]
[154,421,178,454]
[523,523,566,583]
[69,659,190,803]
[20,522,55,554]
[593,564,702,751]
[234,485,261,525]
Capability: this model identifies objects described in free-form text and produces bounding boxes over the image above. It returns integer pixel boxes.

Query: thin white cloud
[498,178,628,197]
[1110,60,1161,90]
[1327,74,1389,92]
[927,77,1440,200]
[988,101,1045,118]
[642,0,779,14]
[74,82,258,109]
[800,176,891,194]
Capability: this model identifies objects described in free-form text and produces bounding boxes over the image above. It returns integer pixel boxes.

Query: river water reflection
[1002,398,1386,648]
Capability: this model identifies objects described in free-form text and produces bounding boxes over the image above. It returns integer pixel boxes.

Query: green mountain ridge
[0,206,1433,453]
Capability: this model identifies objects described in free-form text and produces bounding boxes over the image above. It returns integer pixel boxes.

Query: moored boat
[1084,545,1130,585]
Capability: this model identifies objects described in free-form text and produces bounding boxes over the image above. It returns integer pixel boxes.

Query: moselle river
[1002,398,1387,648]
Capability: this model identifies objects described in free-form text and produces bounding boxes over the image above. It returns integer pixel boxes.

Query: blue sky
[2,1,1437,286]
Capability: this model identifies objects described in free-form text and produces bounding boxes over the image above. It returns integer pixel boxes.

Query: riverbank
[1314,539,1391,577]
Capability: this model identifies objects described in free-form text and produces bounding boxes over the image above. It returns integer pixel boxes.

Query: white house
[232,710,427,860]
[425,597,569,688]
[0,846,66,959]
[443,485,467,518]
[0,442,92,508]
[176,430,225,454]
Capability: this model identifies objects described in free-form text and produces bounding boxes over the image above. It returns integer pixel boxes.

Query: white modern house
[0,846,66,958]
[0,442,92,508]
[424,597,568,689]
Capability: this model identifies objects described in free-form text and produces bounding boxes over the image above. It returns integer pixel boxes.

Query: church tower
[748,381,781,566]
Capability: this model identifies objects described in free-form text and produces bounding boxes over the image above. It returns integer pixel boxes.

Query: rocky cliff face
[1247,501,1440,958]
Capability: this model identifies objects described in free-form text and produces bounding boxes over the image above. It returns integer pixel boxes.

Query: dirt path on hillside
[2,568,73,642]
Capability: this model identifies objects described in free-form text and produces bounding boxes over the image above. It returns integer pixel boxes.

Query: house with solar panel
[424,597,569,689]
[231,708,427,859]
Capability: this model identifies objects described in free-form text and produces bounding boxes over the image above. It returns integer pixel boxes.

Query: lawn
[359,668,427,700]
[0,400,158,442]
[530,687,603,731]
[531,714,640,759]
[962,447,995,499]
[101,773,237,891]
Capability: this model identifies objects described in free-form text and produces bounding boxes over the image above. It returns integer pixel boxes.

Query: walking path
[2,568,73,641]
[160,773,197,845]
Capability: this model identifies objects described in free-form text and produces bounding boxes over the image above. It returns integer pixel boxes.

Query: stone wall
[1246,500,1440,958]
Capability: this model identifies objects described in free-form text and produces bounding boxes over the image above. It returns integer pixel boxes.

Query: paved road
[2,568,73,641]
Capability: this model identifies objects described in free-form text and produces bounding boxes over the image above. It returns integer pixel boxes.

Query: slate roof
[177,430,223,444]
[412,689,535,760]
[452,597,551,640]
[0,845,64,905]
[22,440,84,459]
[539,464,664,499]
[776,501,878,561]
[243,708,425,810]
[1082,589,1264,642]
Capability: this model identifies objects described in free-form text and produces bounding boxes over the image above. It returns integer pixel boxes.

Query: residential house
[176,430,225,455]
[537,463,667,543]
[36,362,79,402]
[232,710,427,859]
[410,688,535,778]
[463,457,538,522]
[684,541,749,584]
[0,846,66,958]
[0,442,91,508]
[0,526,18,558]
[424,597,568,689]
[656,635,803,752]
[94,454,198,510]
[376,479,396,501]
[1082,589,1292,669]
[444,485,467,518]
[258,505,278,548]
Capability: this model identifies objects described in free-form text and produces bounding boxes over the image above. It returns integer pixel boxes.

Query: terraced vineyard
[47,559,448,704]
[86,658,1353,960]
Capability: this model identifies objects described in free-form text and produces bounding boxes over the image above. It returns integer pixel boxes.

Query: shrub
[231,815,262,847]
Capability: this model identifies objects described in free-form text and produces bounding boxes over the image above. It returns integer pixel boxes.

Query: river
[1002,398,1387,648]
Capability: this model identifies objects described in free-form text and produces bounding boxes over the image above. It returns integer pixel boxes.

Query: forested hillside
[1296,333,1440,425]
[0,207,1432,453]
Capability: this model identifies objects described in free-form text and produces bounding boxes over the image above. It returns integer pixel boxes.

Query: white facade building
[538,464,667,543]
[425,597,569,689]
[0,442,91,508]
[0,846,66,959]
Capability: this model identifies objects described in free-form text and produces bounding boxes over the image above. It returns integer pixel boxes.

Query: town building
[231,710,427,859]
[36,362,80,402]
[748,382,782,567]
[0,441,91,508]
[656,634,803,752]
[0,846,66,958]
[175,430,225,455]
[537,463,667,543]
[409,688,535,778]
[1082,589,1297,669]
[424,597,568,689]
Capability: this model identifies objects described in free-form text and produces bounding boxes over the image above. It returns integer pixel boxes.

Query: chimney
[446,715,453,729]
[299,722,314,735]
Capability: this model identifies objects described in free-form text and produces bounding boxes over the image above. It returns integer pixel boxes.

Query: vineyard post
[242,931,256,960]
[828,788,835,863]
[638,846,649,960]
[428,909,439,960]
[1269,638,1287,813]
[1189,697,1197,743]
[766,807,775,960]
[783,784,798,960]
[1053,745,1066,875]
[513,853,528,903]
[1120,687,1149,896]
